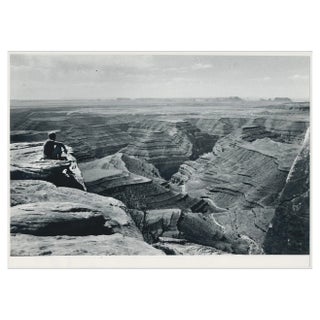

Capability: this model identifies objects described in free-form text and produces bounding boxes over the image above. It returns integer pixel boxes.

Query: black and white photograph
[2,1,320,320]
[9,52,310,266]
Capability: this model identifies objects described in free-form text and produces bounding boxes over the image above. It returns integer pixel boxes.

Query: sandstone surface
[11,180,142,238]
[11,202,115,236]
[10,142,86,190]
[11,233,164,256]
[79,153,157,193]
[153,238,224,255]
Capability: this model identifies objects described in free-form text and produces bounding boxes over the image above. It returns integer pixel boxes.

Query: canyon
[10,99,310,255]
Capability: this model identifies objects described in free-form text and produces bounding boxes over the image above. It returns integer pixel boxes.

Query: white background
[0,1,319,319]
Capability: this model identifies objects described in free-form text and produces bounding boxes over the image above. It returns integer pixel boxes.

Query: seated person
[43,132,68,160]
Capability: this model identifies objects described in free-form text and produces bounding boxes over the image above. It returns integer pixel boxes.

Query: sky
[10,54,310,100]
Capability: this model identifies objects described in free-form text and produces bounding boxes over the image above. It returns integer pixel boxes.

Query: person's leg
[52,145,64,159]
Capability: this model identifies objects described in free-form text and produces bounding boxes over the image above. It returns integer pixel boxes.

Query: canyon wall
[264,129,310,254]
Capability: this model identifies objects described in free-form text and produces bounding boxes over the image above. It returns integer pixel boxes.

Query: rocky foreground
[10,102,310,255]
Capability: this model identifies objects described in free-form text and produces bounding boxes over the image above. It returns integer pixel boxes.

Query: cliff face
[170,126,302,209]
[264,129,310,254]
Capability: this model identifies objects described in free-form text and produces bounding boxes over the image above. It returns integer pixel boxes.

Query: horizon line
[10,96,309,102]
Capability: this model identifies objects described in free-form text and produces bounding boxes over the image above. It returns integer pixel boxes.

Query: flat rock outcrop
[11,180,142,238]
[153,238,224,255]
[10,142,86,190]
[11,233,164,256]
[264,129,310,254]
[79,153,157,194]
[11,202,115,236]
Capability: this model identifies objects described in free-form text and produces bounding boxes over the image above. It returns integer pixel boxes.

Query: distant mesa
[216,96,243,102]
[273,97,292,103]
[116,97,132,101]
[259,97,292,103]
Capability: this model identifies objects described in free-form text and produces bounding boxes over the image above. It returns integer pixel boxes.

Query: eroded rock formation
[122,120,218,179]
[169,123,307,249]
[130,208,262,254]
[170,126,301,209]
[79,151,214,213]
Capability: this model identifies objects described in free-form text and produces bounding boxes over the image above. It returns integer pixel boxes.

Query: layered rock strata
[10,111,133,162]
[79,153,158,193]
[122,120,218,179]
[170,125,307,247]
[188,117,309,144]
[79,152,213,212]
[170,127,301,210]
